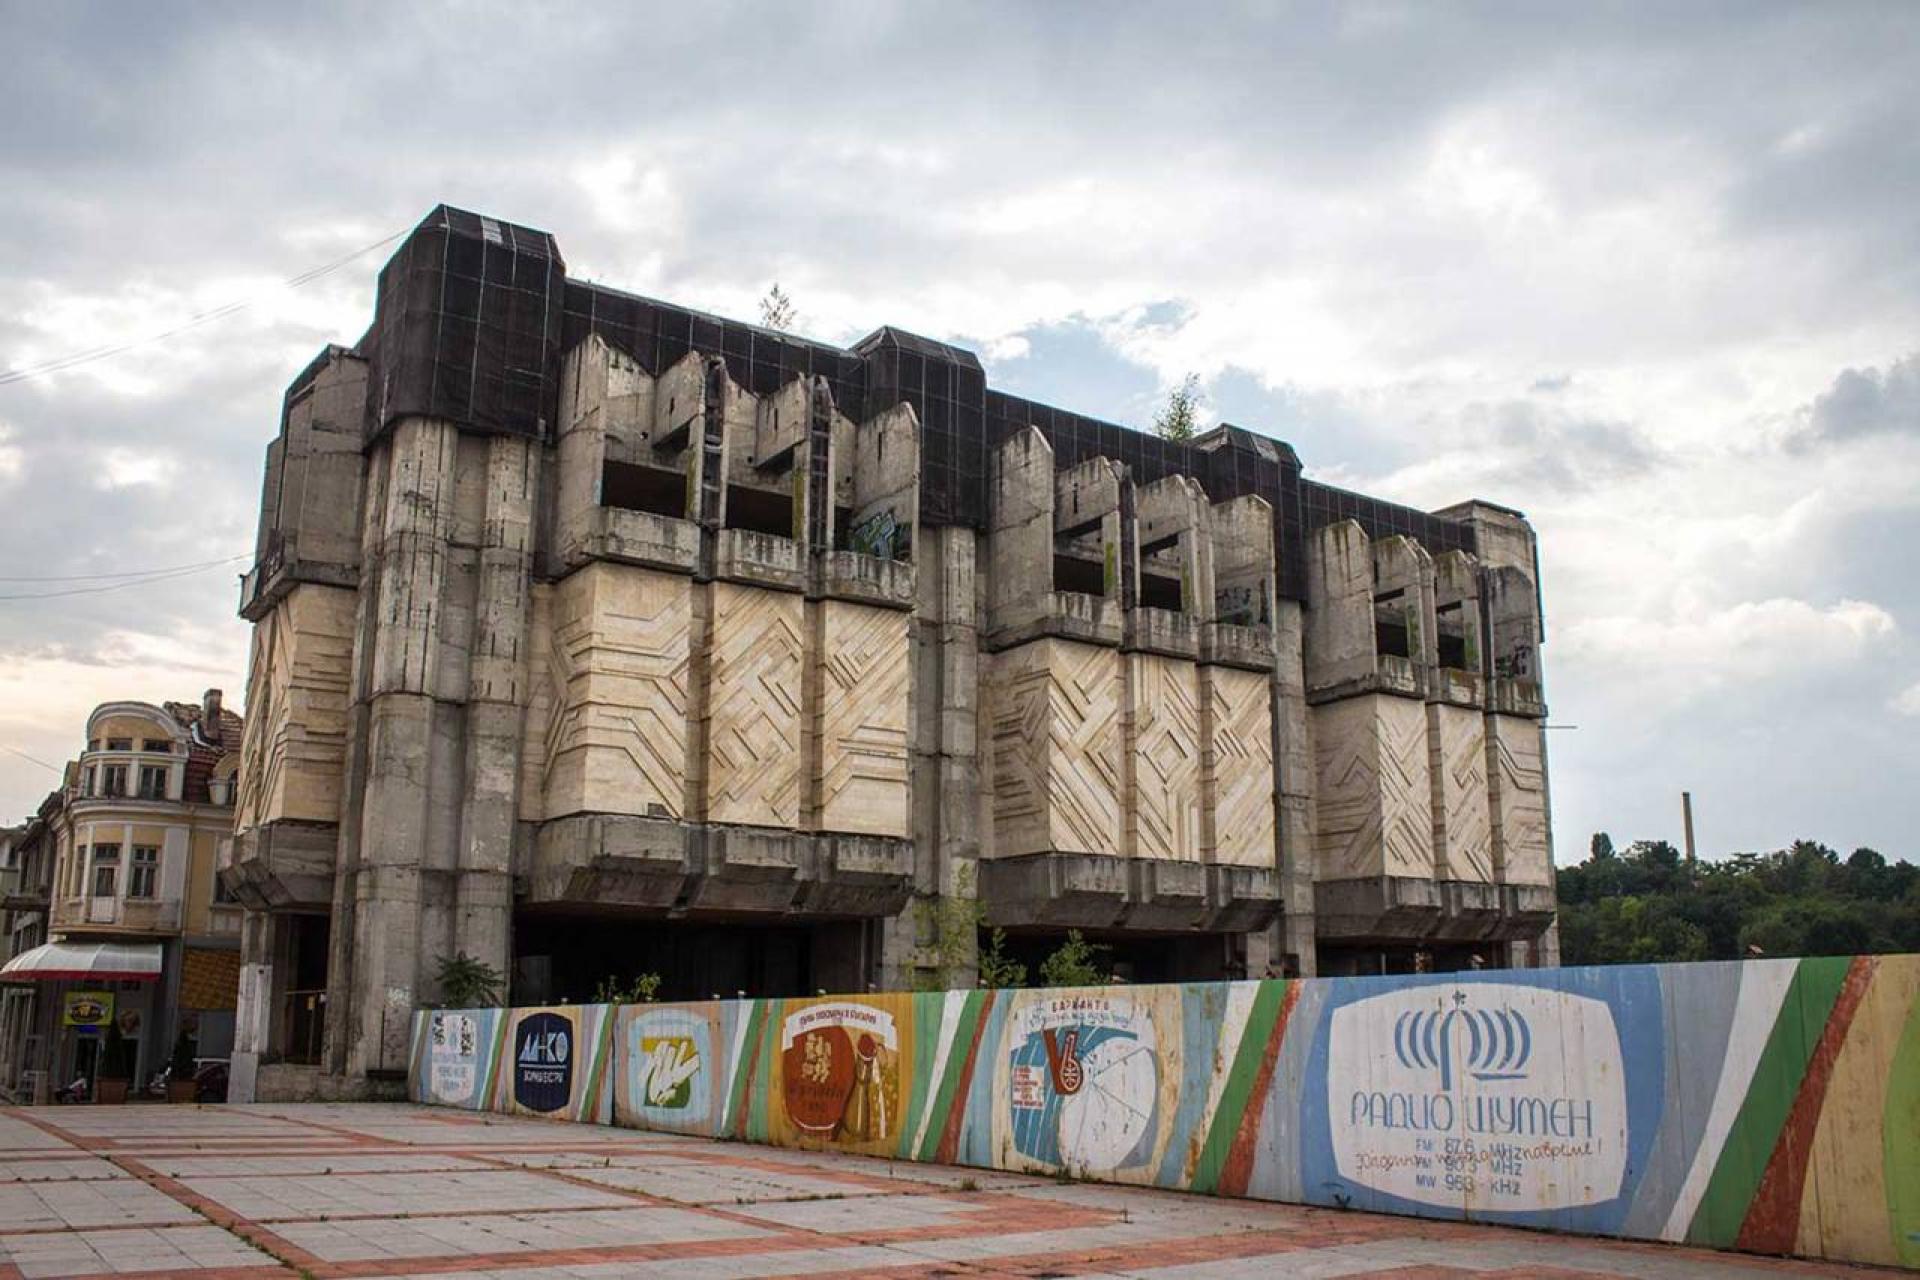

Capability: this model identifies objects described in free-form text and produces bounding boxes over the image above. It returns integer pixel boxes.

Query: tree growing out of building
[1152,374,1204,442]
[435,951,504,1008]
[759,283,797,332]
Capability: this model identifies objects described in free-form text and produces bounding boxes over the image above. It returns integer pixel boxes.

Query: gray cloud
[2,2,1918,853]
[1800,352,1920,446]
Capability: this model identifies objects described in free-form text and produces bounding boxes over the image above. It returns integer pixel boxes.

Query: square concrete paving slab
[0,1223,283,1278]
[0,1179,199,1231]
[143,1151,496,1177]
[271,1205,772,1264]
[0,1158,126,1184]
[180,1168,640,1221]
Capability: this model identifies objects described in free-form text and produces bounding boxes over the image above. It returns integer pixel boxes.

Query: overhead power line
[0,552,251,583]
[0,744,63,775]
[0,555,248,601]
[0,227,406,388]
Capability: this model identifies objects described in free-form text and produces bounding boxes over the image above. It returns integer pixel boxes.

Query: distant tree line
[1557,834,1920,966]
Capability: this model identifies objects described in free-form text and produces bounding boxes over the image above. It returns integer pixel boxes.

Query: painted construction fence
[409,955,1920,1269]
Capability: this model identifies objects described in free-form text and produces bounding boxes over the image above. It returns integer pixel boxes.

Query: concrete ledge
[687,825,812,913]
[1123,608,1199,660]
[980,852,1130,929]
[815,551,915,609]
[801,833,915,916]
[1429,668,1484,709]
[582,508,700,574]
[984,591,1123,651]
[1200,622,1275,671]
[716,528,805,591]
[1313,875,1444,940]
[1125,858,1209,930]
[1431,879,1505,941]
[529,816,913,919]
[223,822,338,911]
[1500,883,1557,938]
[1489,677,1546,717]
[1205,864,1283,931]
[238,553,359,623]
[530,814,691,908]
[1306,673,1429,707]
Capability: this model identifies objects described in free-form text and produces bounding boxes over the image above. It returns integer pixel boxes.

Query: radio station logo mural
[996,990,1176,1177]
[773,999,905,1150]
[618,1005,716,1132]
[1326,983,1628,1212]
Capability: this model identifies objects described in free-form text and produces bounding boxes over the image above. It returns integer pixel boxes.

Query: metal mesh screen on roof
[362,206,565,444]
[346,206,1482,600]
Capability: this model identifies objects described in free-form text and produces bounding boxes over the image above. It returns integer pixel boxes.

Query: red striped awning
[0,941,163,983]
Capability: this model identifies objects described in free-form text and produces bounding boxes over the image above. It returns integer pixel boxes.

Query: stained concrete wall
[414,953,1920,1271]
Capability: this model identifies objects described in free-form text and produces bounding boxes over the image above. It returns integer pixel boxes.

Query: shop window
[129,846,158,899]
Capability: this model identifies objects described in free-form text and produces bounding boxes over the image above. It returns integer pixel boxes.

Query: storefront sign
[63,990,113,1028]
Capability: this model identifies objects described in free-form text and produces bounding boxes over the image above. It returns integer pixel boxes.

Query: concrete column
[1270,599,1317,976]
[892,525,980,990]
[228,909,278,1102]
[346,417,457,1077]
[453,435,538,981]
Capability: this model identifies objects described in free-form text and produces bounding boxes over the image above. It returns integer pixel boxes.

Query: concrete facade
[224,206,1557,1097]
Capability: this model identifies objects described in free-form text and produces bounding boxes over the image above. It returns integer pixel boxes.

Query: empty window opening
[725,484,795,539]
[1436,602,1471,670]
[1374,589,1411,659]
[1054,554,1106,597]
[1140,572,1183,611]
[601,460,687,519]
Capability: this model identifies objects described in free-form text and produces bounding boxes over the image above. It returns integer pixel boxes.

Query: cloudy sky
[3,2,1916,861]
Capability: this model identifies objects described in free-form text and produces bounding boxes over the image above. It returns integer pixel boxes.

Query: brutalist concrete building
[223,207,1555,1097]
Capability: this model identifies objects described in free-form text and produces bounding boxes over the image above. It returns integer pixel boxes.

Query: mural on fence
[410,954,1920,1270]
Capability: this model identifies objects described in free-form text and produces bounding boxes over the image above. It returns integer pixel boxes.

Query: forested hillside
[1557,834,1920,965]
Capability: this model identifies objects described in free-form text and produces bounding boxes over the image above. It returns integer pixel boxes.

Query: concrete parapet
[714,528,805,592]
[1122,606,1199,659]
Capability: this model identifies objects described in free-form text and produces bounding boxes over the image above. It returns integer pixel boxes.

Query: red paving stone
[0,1102,1908,1279]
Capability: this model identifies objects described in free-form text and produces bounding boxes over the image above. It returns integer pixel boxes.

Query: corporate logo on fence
[514,1012,573,1113]
[1327,984,1627,1212]
[1392,995,1533,1091]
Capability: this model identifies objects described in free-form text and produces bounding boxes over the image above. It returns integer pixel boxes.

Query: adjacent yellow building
[0,690,242,1098]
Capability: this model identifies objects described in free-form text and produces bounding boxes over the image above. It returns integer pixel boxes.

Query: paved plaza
[0,1103,1901,1279]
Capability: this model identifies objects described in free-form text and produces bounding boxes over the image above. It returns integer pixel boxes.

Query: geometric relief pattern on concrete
[1128,653,1201,861]
[1044,640,1123,857]
[1487,713,1551,886]
[1428,703,1493,883]
[544,564,692,820]
[987,642,1052,858]
[707,583,804,829]
[1204,665,1275,869]
[1312,694,1434,882]
[235,585,355,830]
[817,600,910,838]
